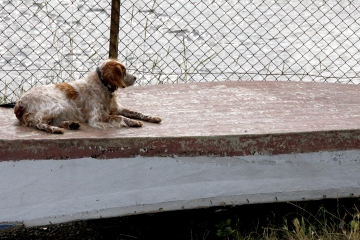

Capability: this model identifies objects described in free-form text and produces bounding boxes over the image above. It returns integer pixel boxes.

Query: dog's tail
[0,102,16,108]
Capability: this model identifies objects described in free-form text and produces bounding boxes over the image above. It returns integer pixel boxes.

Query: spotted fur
[14,59,161,134]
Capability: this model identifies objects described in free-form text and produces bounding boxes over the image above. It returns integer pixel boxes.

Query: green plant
[215,219,235,238]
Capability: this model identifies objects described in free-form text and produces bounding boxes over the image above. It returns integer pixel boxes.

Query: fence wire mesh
[119,0,360,85]
[0,0,111,103]
[1,0,360,103]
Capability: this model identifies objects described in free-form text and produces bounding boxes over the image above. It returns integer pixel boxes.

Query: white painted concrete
[1,150,360,226]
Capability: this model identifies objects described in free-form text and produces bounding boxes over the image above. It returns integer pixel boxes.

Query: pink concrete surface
[1,81,360,160]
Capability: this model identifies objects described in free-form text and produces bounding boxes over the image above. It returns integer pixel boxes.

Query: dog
[13,59,161,134]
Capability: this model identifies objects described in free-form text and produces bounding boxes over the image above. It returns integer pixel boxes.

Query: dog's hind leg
[59,121,81,130]
[36,121,64,134]
[15,108,64,134]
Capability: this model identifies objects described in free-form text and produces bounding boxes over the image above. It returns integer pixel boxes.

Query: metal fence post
[109,0,120,59]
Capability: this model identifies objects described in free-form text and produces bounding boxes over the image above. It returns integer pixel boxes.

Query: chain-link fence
[1,0,360,103]
[0,0,111,103]
[120,0,360,85]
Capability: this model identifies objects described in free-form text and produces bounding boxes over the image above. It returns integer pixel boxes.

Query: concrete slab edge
[2,129,360,161]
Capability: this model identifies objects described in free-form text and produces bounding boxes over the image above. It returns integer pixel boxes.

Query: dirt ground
[0,198,359,240]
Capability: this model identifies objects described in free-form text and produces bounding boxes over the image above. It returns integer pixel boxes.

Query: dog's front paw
[150,116,162,123]
[143,115,162,123]
[69,121,81,130]
[52,127,65,134]
[129,120,144,127]
[123,118,143,127]
[92,122,112,129]
[61,121,81,130]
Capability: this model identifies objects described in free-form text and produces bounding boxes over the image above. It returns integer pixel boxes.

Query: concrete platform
[1,81,360,227]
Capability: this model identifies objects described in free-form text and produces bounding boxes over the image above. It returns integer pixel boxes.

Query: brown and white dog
[14,59,161,134]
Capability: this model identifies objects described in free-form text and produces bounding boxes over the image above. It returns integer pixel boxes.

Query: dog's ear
[101,60,127,91]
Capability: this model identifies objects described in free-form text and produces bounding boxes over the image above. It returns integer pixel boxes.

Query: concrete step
[1,81,360,227]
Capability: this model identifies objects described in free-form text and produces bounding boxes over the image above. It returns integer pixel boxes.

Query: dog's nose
[134,77,137,81]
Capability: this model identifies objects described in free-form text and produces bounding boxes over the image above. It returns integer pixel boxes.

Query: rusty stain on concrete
[1,81,360,161]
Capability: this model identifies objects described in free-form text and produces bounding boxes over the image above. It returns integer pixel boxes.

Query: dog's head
[99,59,136,91]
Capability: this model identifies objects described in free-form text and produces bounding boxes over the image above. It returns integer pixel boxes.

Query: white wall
[1,150,360,226]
